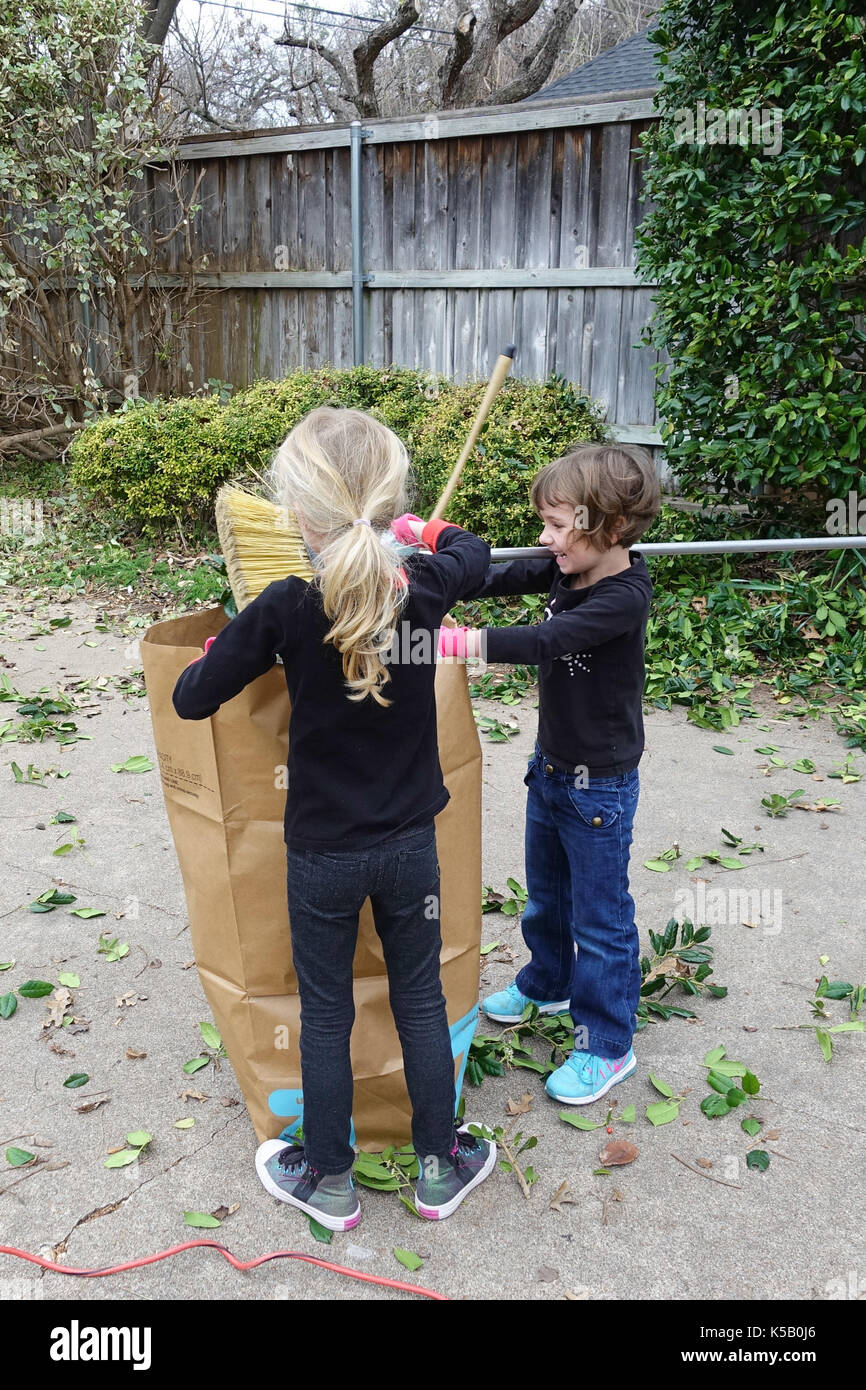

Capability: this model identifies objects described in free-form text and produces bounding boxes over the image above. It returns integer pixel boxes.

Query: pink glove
[390,513,425,546]
[186,635,217,667]
[437,624,470,659]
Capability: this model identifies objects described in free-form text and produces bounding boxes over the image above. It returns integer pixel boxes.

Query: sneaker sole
[546,1053,637,1106]
[255,1140,361,1232]
[415,1140,498,1221]
[483,998,571,1023]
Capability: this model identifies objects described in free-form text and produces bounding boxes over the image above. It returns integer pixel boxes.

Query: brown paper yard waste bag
[141,604,482,1151]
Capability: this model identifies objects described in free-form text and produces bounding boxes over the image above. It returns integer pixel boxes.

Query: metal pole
[489,536,866,562]
[350,120,364,366]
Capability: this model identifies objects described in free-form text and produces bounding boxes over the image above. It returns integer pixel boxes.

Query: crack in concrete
[55,1109,249,1266]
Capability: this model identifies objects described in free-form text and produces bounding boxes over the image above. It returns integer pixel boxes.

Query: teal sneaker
[255,1140,361,1231]
[415,1125,497,1220]
[482,981,571,1023]
[545,1046,636,1105]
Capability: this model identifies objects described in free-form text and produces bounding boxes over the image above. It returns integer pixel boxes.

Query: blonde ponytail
[266,406,413,707]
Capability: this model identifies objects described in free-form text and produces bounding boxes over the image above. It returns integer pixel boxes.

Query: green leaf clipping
[184,1211,221,1228]
[393,1247,423,1272]
[746,1150,770,1172]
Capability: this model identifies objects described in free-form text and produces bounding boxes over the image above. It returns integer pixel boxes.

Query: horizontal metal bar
[490,537,866,561]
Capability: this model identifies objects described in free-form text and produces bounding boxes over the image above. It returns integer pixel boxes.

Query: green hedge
[635,0,866,506]
[67,367,609,545]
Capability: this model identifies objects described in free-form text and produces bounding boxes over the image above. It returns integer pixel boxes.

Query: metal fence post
[350,120,365,366]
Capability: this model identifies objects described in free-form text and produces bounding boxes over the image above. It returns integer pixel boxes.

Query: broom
[214,346,517,611]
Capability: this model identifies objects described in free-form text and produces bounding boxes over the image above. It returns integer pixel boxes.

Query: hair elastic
[352,518,372,527]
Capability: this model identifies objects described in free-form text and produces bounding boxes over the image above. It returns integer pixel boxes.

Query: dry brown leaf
[76,1096,110,1114]
[493,946,516,963]
[69,1021,90,1034]
[536,1266,559,1283]
[548,1180,575,1213]
[765,1128,781,1141]
[48,1041,75,1056]
[179,1088,209,1102]
[611,1189,624,1202]
[180,960,196,970]
[210,1203,240,1221]
[696,1157,713,1169]
[125,1047,147,1060]
[116,991,138,1008]
[598,1140,638,1167]
[106,1144,127,1155]
[562,1289,589,1300]
[218,1096,239,1107]
[43,987,73,1031]
[505,1092,533,1116]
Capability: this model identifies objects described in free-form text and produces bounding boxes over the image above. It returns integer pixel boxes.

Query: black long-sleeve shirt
[466,551,653,776]
[172,523,491,850]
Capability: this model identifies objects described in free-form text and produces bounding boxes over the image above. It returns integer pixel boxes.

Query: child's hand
[391,513,425,545]
[186,635,216,668]
[437,625,481,659]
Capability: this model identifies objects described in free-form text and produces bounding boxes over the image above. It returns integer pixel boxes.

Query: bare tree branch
[440,11,477,107]
[275,33,356,108]
[485,0,582,104]
[140,0,181,49]
[352,2,420,118]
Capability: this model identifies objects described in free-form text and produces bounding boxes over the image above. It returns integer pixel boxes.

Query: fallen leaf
[563,1289,589,1300]
[76,1097,110,1113]
[743,1025,759,1032]
[180,960,196,970]
[598,1140,638,1167]
[43,987,73,1030]
[211,1203,240,1221]
[610,1189,624,1202]
[505,1092,533,1116]
[696,1157,713,1169]
[765,1129,781,1141]
[48,1041,75,1056]
[218,1096,239,1107]
[742,920,760,929]
[179,1089,210,1102]
[125,1047,147,1060]
[116,991,138,1008]
[548,1180,575,1213]
[536,1266,559,1283]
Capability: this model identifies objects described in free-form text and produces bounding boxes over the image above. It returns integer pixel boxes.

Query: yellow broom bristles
[215,484,314,611]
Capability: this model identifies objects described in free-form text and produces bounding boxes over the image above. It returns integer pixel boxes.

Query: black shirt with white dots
[466,550,653,777]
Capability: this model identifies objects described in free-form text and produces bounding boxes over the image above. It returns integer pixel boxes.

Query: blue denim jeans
[515,745,641,1058]
[285,819,456,1174]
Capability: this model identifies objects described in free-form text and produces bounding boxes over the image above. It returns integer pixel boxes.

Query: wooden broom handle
[429,345,516,521]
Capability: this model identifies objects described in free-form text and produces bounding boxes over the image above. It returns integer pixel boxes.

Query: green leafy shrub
[635,1,866,512]
[68,367,608,542]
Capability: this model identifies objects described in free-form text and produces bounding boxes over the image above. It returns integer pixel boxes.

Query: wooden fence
[137,91,667,464]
